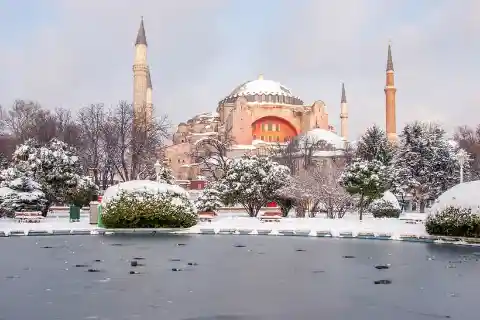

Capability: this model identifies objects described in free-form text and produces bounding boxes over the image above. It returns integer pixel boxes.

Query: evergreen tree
[0,171,47,218]
[340,159,388,220]
[194,183,223,212]
[11,138,85,215]
[356,125,394,165]
[155,164,176,184]
[214,155,290,217]
[391,121,459,212]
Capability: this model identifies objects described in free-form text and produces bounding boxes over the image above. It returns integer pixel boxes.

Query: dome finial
[258,74,264,80]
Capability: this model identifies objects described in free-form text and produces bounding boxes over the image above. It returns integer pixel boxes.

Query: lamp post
[154,160,162,182]
[456,149,467,184]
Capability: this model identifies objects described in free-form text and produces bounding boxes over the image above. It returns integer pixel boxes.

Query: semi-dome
[297,128,346,150]
[220,74,304,106]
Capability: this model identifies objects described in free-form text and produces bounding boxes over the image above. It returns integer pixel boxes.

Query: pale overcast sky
[0,0,478,140]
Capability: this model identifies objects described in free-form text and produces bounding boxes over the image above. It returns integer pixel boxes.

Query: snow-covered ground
[189,212,429,240]
[0,211,429,240]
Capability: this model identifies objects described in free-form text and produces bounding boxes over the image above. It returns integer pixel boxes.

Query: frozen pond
[0,235,479,320]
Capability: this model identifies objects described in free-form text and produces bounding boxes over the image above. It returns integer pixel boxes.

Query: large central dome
[220,74,304,106]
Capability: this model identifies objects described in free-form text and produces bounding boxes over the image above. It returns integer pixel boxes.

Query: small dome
[298,128,346,150]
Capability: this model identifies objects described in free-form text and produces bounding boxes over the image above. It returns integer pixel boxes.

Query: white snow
[228,78,294,98]
[372,190,401,210]
[298,128,346,150]
[188,213,428,239]
[101,180,188,205]
[0,210,429,240]
[429,180,480,213]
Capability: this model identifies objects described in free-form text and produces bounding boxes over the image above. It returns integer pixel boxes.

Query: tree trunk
[419,200,426,213]
[359,194,364,221]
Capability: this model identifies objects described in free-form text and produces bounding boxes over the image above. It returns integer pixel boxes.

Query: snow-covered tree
[356,125,394,165]
[155,163,176,184]
[194,184,223,212]
[11,138,84,213]
[0,172,47,218]
[340,159,388,220]
[215,155,291,217]
[391,122,460,212]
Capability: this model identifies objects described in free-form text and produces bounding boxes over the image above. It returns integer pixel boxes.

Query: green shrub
[370,199,401,218]
[425,206,480,238]
[101,191,197,229]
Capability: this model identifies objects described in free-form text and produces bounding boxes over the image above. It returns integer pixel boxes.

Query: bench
[259,212,283,222]
[198,211,217,223]
[14,212,44,223]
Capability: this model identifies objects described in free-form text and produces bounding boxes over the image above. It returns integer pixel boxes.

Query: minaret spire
[341,82,347,103]
[385,41,397,143]
[386,40,394,71]
[340,82,348,140]
[136,17,147,46]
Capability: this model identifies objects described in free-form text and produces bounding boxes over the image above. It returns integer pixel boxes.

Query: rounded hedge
[425,206,480,238]
[370,199,401,218]
[101,191,197,229]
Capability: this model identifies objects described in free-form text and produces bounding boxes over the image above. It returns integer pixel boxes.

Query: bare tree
[77,104,105,184]
[299,162,352,218]
[106,101,170,182]
[188,128,235,181]
[268,136,337,175]
[454,125,480,180]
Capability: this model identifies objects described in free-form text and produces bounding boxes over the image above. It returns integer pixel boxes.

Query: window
[261,94,266,102]
[268,123,272,131]
[262,124,266,131]
[261,136,264,141]
[276,124,281,131]
[268,136,272,142]
[251,123,256,129]
[177,159,181,163]
[276,136,280,142]
[253,135,257,140]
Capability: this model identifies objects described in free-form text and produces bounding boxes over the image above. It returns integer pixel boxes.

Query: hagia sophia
[131,19,397,184]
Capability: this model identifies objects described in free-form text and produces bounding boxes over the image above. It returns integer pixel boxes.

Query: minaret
[146,69,153,122]
[385,41,397,142]
[133,17,149,126]
[340,82,348,140]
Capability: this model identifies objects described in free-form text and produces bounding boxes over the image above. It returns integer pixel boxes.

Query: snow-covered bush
[370,200,401,218]
[369,191,401,218]
[194,186,222,212]
[340,159,388,220]
[425,206,480,238]
[215,155,291,217]
[101,190,197,229]
[0,176,47,218]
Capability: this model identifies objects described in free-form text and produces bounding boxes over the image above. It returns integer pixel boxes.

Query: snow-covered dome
[298,128,346,150]
[429,181,480,214]
[101,180,188,205]
[221,75,304,106]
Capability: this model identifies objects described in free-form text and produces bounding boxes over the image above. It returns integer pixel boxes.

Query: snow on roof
[229,78,294,97]
[298,128,346,150]
[101,180,188,205]
[429,180,480,214]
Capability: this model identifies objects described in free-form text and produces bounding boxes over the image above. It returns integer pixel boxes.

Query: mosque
[130,19,397,183]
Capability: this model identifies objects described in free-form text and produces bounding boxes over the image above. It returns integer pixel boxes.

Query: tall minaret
[340,82,348,140]
[133,17,149,126]
[385,41,397,142]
